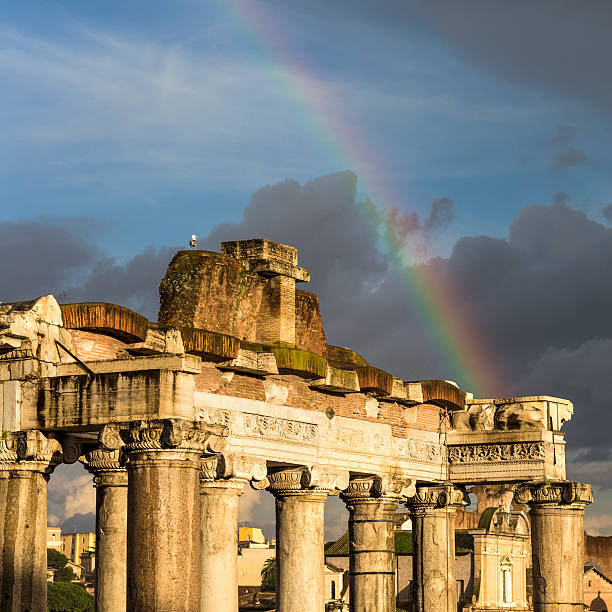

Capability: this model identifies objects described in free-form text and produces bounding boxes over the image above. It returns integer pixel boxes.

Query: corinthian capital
[514,480,593,508]
[99,419,227,459]
[341,474,415,506]
[406,484,469,513]
[16,430,63,469]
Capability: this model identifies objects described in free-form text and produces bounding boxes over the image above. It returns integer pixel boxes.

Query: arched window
[500,557,512,604]
[331,580,336,599]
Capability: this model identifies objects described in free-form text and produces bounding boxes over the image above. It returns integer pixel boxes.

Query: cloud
[11,172,612,518]
[544,125,591,171]
[602,204,612,225]
[48,464,95,525]
[0,217,175,320]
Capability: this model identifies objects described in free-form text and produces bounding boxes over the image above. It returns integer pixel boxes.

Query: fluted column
[81,448,127,612]
[199,454,268,612]
[340,477,403,612]
[101,419,226,612]
[406,484,467,612]
[0,431,62,612]
[515,481,592,611]
[267,468,330,612]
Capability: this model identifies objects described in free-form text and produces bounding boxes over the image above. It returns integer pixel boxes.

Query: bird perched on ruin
[189,234,198,249]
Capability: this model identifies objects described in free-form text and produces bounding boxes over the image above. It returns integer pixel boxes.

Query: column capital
[341,475,415,507]
[81,449,127,487]
[406,483,469,514]
[514,480,593,509]
[265,467,335,499]
[99,419,227,463]
[0,430,63,475]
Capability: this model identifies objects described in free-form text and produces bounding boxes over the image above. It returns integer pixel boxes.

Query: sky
[3,1,612,538]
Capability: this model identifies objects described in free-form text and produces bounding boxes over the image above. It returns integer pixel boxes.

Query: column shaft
[275,490,326,612]
[407,485,465,612]
[516,481,592,612]
[348,499,397,612]
[127,454,201,612]
[0,469,48,612]
[200,479,243,612]
[411,508,456,612]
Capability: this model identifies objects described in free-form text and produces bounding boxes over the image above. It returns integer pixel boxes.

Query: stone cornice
[514,480,593,508]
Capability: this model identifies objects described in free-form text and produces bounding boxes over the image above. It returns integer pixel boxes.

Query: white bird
[189,234,198,249]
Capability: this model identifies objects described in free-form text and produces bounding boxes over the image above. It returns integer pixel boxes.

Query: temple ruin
[0,238,592,611]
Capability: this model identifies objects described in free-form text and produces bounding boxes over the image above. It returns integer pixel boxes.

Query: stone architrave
[102,419,226,612]
[514,481,593,611]
[199,454,267,612]
[81,448,127,612]
[406,484,468,612]
[266,467,335,612]
[0,431,62,612]
[340,476,408,612]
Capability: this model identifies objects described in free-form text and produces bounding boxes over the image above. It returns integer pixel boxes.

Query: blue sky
[5,1,612,537]
[3,1,611,259]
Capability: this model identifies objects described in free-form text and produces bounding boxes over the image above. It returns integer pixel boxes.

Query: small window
[331,580,336,599]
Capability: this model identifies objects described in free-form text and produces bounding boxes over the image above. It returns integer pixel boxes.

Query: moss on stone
[271,346,327,379]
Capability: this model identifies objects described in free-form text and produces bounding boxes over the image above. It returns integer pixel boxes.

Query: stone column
[515,481,593,611]
[406,484,467,612]
[199,455,267,612]
[268,468,328,612]
[0,431,61,612]
[103,419,226,612]
[340,477,402,612]
[81,448,127,612]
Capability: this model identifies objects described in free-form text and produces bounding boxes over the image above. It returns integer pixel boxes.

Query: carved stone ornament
[406,484,469,513]
[0,437,18,466]
[514,481,593,508]
[81,448,123,472]
[16,430,63,467]
[99,419,228,458]
[265,466,347,496]
[341,474,416,504]
[61,436,82,465]
[215,453,268,484]
[243,413,318,443]
[448,442,546,464]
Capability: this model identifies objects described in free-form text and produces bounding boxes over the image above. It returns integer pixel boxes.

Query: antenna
[189,235,198,249]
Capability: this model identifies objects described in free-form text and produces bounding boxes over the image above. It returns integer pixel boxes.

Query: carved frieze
[243,414,318,443]
[395,438,444,463]
[448,442,546,464]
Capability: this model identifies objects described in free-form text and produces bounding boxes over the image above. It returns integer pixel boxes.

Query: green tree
[47,549,75,582]
[47,581,93,612]
[260,557,275,592]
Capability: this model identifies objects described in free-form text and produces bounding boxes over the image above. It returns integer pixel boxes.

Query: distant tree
[47,548,75,582]
[47,581,93,612]
[260,557,275,592]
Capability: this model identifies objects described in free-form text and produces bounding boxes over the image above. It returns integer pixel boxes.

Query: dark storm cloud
[602,204,612,225]
[6,173,612,480]
[545,126,591,171]
[283,0,612,115]
[0,218,175,320]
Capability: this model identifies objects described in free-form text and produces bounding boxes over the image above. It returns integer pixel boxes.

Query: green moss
[271,346,327,379]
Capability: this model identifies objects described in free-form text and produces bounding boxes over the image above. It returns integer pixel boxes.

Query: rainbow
[215,0,503,397]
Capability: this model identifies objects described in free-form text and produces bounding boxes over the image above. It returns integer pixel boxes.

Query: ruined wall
[194,364,443,436]
[158,250,326,351]
[295,290,326,356]
[585,534,612,579]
